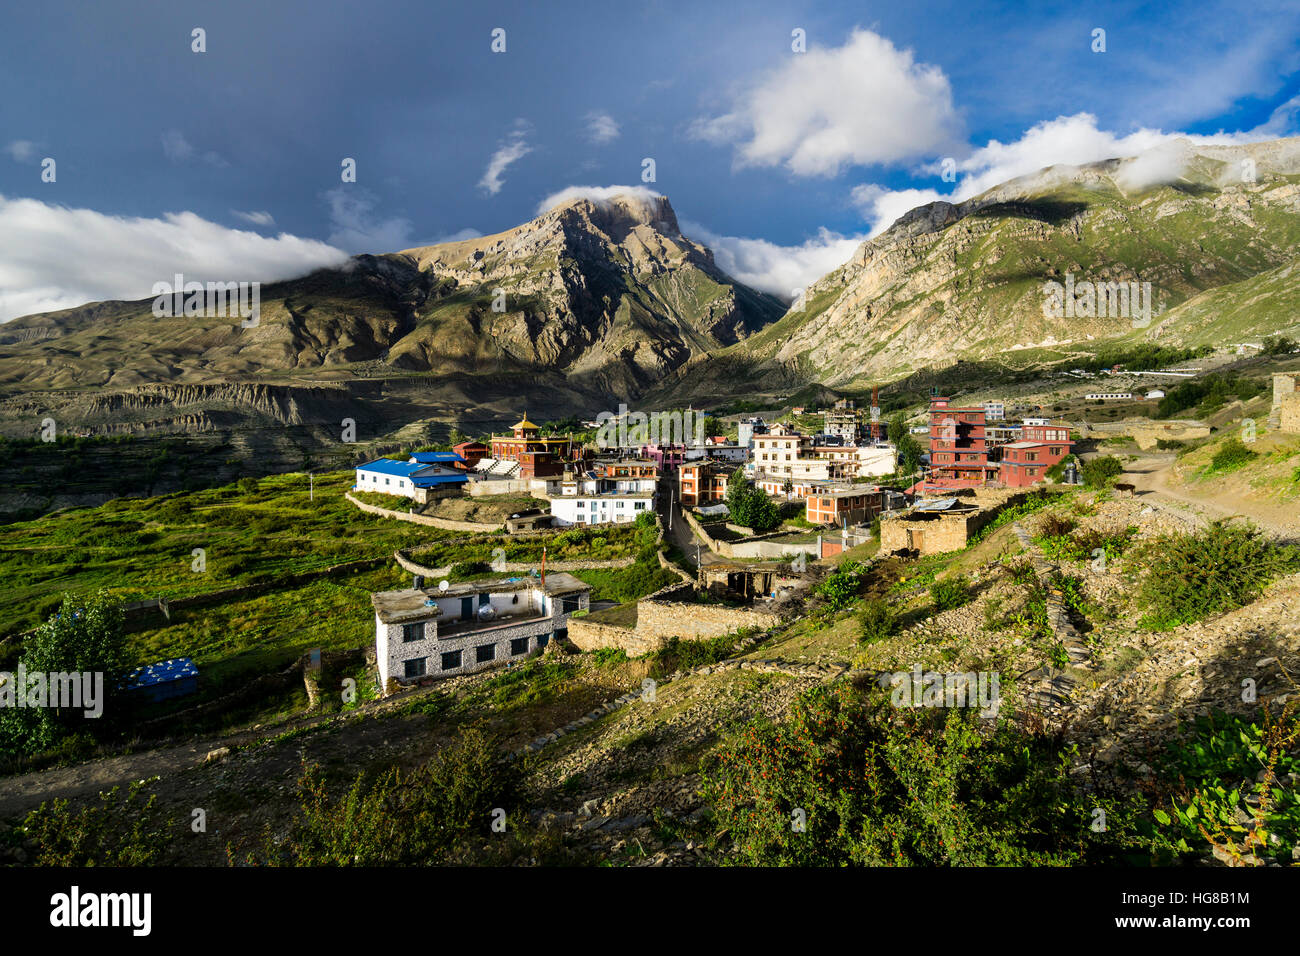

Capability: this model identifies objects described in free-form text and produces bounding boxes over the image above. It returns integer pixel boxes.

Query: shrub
[1207,438,1256,474]
[21,782,166,866]
[814,561,867,611]
[450,560,490,577]
[1081,456,1123,488]
[703,683,1147,865]
[648,632,745,679]
[1037,513,1076,539]
[268,727,518,865]
[857,598,897,645]
[1152,709,1300,865]
[1137,521,1300,629]
[236,477,259,495]
[929,575,972,611]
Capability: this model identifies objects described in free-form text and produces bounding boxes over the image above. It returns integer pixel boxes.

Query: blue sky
[2,0,1298,320]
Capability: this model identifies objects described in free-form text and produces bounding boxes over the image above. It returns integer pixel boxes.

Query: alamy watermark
[595,404,706,450]
[888,666,1001,717]
[1042,272,1153,328]
[151,273,260,327]
[0,666,104,718]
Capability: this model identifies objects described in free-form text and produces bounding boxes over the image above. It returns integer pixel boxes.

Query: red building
[926,397,997,491]
[452,440,488,470]
[489,414,577,480]
[997,422,1073,487]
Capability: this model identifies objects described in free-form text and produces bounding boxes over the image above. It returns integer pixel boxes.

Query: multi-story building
[545,459,658,526]
[823,409,861,443]
[736,418,768,448]
[373,573,591,687]
[984,424,1024,450]
[997,421,1073,487]
[981,401,1006,421]
[926,397,996,490]
[679,460,732,506]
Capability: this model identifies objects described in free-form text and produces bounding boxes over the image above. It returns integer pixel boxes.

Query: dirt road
[1123,454,1299,541]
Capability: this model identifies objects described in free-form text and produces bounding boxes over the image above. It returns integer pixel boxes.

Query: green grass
[0,471,445,640]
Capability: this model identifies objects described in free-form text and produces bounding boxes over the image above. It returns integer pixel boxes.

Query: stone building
[372,572,591,689]
[1272,372,1300,433]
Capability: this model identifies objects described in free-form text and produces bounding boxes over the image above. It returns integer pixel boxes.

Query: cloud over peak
[691,28,962,177]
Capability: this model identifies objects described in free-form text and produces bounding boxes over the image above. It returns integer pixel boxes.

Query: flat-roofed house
[373,573,591,688]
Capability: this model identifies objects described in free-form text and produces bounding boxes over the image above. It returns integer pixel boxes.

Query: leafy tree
[896,432,924,477]
[0,591,128,760]
[724,469,781,532]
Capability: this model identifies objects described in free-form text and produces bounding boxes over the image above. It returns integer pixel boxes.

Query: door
[460,597,474,620]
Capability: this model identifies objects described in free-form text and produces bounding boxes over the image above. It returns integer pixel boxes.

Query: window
[403,658,427,679]
[402,622,425,643]
[510,636,529,656]
[385,477,390,485]
[561,595,583,614]
[538,633,550,648]
[440,650,462,671]
[476,643,495,664]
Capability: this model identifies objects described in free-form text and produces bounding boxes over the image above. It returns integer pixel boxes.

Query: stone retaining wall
[345,493,503,532]
[393,549,634,580]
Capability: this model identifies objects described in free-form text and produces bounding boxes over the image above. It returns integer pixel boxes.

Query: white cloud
[161,129,228,167]
[680,218,863,300]
[233,209,275,227]
[535,184,664,217]
[584,111,620,145]
[850,184,947,237]
[0,194,348,323]
[479,123,532,196]
[852,111,1293,235]
[690,28,961,177]
[324,187,413,253]
[5,140,37,162]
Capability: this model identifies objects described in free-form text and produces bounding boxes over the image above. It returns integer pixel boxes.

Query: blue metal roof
[357,458,425,477]
[410,451,465,464]
[124,657,199,689]
[412,472,468,487]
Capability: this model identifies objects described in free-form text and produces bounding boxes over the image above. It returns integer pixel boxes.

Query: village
[334,369,1300,696]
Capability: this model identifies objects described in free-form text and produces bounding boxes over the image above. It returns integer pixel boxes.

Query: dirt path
[0,688,428,819]
[1122,454,1299,540]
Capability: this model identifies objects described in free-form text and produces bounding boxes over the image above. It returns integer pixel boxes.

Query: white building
[549,492,653,525]
[544,460,658,526]
[981,401,1005,421]
[373,573,591,688]
[1145,389,1166,400]
[354,455,468,501]
[1084,392,1133,400]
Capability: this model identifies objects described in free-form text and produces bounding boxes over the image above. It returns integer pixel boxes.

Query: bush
[1207,438,1256,474]
[648,632,745,679]
[857,598,897,645]
[703,683,1147,865]
[450,560,490,577]
[814,561,867,611]
[236,477,259,495]
[268,727,518,865]
[929,575,972,611]
[1081,456,1123,488]
[1137,521,1300,629]
[21,782,166,866]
